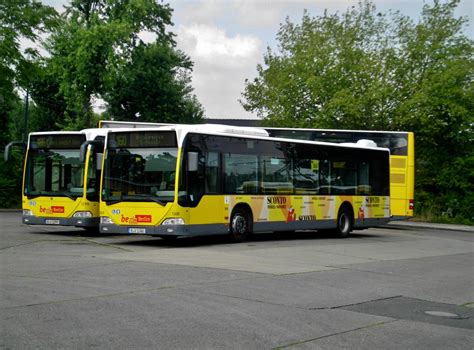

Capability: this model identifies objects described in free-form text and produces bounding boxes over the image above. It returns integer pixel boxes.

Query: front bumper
[100,223,226,237]
[23,215,99,228]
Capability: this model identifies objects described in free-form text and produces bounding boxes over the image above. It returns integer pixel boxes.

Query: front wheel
[335,207,353,238]
[230,209,251,243]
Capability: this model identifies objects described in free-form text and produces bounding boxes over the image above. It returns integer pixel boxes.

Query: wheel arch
[338,201,354,225]
[230,203,254,233]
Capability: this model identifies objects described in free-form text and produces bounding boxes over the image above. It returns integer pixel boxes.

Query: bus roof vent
[340,139,379,148]
[193,124,269,137]
[356,139,378,148]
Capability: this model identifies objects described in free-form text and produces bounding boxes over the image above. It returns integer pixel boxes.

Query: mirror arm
[4,141,26,161]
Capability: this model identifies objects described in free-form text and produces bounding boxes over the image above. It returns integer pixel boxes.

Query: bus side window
[319,160,331,194]
[205,152,220,193]
[331,160,357,195]
[293,159,319,194]
[224,154,258,194]
[358,161,371,195]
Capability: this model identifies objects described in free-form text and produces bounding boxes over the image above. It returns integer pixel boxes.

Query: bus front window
[103,148,178,204]
[25,149,85,199]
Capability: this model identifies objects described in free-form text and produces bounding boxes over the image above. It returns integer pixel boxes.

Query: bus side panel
[226,195,390,233]
[187,196,227,226]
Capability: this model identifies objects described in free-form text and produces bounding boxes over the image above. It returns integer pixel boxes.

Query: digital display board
[30,134,86,149]
[108,131,177,148]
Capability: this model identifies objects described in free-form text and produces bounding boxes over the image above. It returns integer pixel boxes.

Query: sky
[40,0,474,120]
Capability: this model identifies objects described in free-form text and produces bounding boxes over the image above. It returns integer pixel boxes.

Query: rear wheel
[230,208,251,243]
[335,206,353,238]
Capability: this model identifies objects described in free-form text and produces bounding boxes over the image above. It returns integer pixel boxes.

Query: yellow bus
[265,128,414,220]
[8,129,107,229]
[99,122,414,220]
[99,125,391,241]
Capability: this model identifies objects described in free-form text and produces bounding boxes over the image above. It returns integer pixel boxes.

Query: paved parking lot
[1,211,473,349]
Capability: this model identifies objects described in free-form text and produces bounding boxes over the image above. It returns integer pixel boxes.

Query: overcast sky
[41,0,473,120]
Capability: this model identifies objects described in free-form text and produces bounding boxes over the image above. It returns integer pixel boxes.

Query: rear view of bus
[21,130,104,228]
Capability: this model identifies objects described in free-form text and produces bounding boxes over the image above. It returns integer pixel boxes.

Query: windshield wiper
[26,192,78,200]
[147,196,165,206]
[105,194,166,206]
[61,192,79,201]
[105,194,123,206]
[124,194,167,206]
[26,194,42,199]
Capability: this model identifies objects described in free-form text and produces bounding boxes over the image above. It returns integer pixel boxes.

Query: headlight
[73,211,93,218]
[101,216,113,224]
[162,218,185,225]
[23,210,33,216]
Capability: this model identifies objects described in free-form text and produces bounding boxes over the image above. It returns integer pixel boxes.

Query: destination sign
[109,131,177,148]
[30,134,86,149]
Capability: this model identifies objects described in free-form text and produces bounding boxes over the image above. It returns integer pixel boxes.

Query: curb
[387,221,474,233]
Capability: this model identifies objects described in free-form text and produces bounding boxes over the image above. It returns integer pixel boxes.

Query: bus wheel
[230,208,251,243]
[336,206,353,238]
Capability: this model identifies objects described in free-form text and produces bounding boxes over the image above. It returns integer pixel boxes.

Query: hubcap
[339,214,349,233]
[232,215,246,235]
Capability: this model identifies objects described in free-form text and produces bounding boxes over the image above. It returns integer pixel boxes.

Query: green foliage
[0,148,24,209]
[0,0,58,145]
[0,1,59,208]
[104,42,204,123]
[44,0,203,128]
[242,0,473,224]
[0,0,58,88]
[27,63,68,131]
[1,0,204,208]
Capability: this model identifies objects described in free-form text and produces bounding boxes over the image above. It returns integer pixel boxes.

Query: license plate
[45,219,60,225]
[128,228,146,234]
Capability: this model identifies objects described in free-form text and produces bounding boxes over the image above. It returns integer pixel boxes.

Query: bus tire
[336,206,353,238]
[230,207,251,243]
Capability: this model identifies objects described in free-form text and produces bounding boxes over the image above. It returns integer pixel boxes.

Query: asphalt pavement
[1,212,473,349]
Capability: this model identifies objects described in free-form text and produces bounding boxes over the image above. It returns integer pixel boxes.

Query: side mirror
[4,141,25,161]
[187,152,199,172]
[79,140,103,162]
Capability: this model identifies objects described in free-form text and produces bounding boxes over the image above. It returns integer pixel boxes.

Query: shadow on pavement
[113,230,380,249]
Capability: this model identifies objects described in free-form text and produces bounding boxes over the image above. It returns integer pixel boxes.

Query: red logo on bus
[51,206,65,213]
[136,215,152,223]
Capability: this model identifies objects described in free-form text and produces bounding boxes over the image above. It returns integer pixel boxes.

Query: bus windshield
[24,149,85,199]
[102,147,178,205]
[102,130,178,205]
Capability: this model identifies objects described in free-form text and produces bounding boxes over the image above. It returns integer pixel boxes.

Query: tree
[0,0,58,145]
[46,0,203,128]
[242,0,474,222]
[104,41,204,123]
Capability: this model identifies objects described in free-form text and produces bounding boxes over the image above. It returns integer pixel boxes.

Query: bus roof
[99,120,172,128]
[106,125,390,153]
[266,127,412,135]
